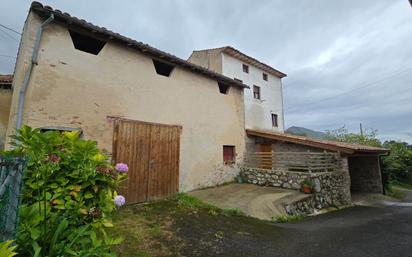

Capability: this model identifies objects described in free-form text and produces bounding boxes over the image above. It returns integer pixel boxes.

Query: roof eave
[29,2,249,90]
[246,129,389,155]
[221,46,287,78]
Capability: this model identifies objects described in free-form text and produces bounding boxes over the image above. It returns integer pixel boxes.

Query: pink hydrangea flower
[115,163,129,173]
[114,195,126,207]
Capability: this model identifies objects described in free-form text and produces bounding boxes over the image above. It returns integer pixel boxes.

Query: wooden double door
[113,119,181,203]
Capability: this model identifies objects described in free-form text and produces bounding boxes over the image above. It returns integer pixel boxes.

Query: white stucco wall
[221,53,284,132]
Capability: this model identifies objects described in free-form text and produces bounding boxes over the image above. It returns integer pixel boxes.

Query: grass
[385,181,412,200]
[273,214,305,223]
[391,181,412,190]
[108,193,245,257]
[173,193,244,216]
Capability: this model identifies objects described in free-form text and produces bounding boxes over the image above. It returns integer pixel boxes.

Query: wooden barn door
[113,119,181,203]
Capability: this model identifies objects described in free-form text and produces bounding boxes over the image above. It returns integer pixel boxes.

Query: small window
[223,145,235,165]
[253,85,261,99]
[69,30,106,55]
[263,73,268,81]
[271,114,278,127]
[234,78,243,83]
[242,64,249,73]
[218,82,230,94]
[152,59,174,77]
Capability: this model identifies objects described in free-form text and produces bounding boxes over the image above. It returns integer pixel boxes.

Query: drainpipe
[16,14,54,129]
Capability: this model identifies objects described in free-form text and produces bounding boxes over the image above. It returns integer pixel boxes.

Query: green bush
[382,141,412,184]
[0,240,17,257]
[4,126,128,256]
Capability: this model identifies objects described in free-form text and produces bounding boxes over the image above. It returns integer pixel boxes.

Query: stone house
[188,46,287,132]
[0,75,13,150]
[187,46,389,204]
[4,2,248,203]
[3,2,389,206]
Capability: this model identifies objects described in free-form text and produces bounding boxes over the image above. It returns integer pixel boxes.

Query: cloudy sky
[1,0,411,143]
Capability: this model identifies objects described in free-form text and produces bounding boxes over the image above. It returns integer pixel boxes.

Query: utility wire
[0,54,16,59]
[0,24,21,35]
[286,66,412,113]
[0,27,20,42]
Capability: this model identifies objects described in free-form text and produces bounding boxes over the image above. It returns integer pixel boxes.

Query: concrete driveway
[177,189,412,257]
[189,183,309,220]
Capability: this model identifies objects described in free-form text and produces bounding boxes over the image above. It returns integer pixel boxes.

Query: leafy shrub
[0,240,17,257]
[4,126,127,256]
[301,179,314,189]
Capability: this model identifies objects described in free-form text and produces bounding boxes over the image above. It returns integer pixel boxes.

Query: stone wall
[240,166,351,212]
[348,156,383,193]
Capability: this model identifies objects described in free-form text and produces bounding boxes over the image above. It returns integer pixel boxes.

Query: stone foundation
[240,166,351,213]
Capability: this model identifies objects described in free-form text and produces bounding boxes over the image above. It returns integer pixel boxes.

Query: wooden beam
[246,129,355,154]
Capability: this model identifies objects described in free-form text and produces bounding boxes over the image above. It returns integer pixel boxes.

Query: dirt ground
[111,191,412,257]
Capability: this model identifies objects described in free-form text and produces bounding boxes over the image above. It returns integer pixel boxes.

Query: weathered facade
[5,3,248,198]
[188,47,287,132]
[0,75,13,150]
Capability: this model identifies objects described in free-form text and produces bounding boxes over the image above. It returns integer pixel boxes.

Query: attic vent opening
[218,83,230,94]
[68,30,106,55]
[152,59,174,77]
[0,83,12,90]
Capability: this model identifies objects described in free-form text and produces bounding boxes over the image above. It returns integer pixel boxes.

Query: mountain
[286,126,327,139]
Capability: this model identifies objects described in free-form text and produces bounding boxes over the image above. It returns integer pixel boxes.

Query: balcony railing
[243,151,339,173]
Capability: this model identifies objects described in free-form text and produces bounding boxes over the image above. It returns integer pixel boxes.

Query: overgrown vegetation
[385,185,406,200]
[273,214,305,223]
[381,141,412,185]
[2,126,128,256]
[325,126,412,191]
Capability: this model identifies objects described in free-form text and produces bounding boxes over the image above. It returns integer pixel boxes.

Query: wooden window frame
[253,85,261,100]
[271,114,278,127]
[242,64,249,73]
[223,145,236,165]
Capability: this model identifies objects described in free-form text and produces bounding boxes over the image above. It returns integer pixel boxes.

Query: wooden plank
[113,119,180,204]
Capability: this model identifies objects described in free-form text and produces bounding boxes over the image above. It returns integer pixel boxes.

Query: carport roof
[246,129,389,155]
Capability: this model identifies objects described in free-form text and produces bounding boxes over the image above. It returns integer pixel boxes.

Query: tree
[324,126,381,147]
[325,126,412,186]
[382,140,412,183]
